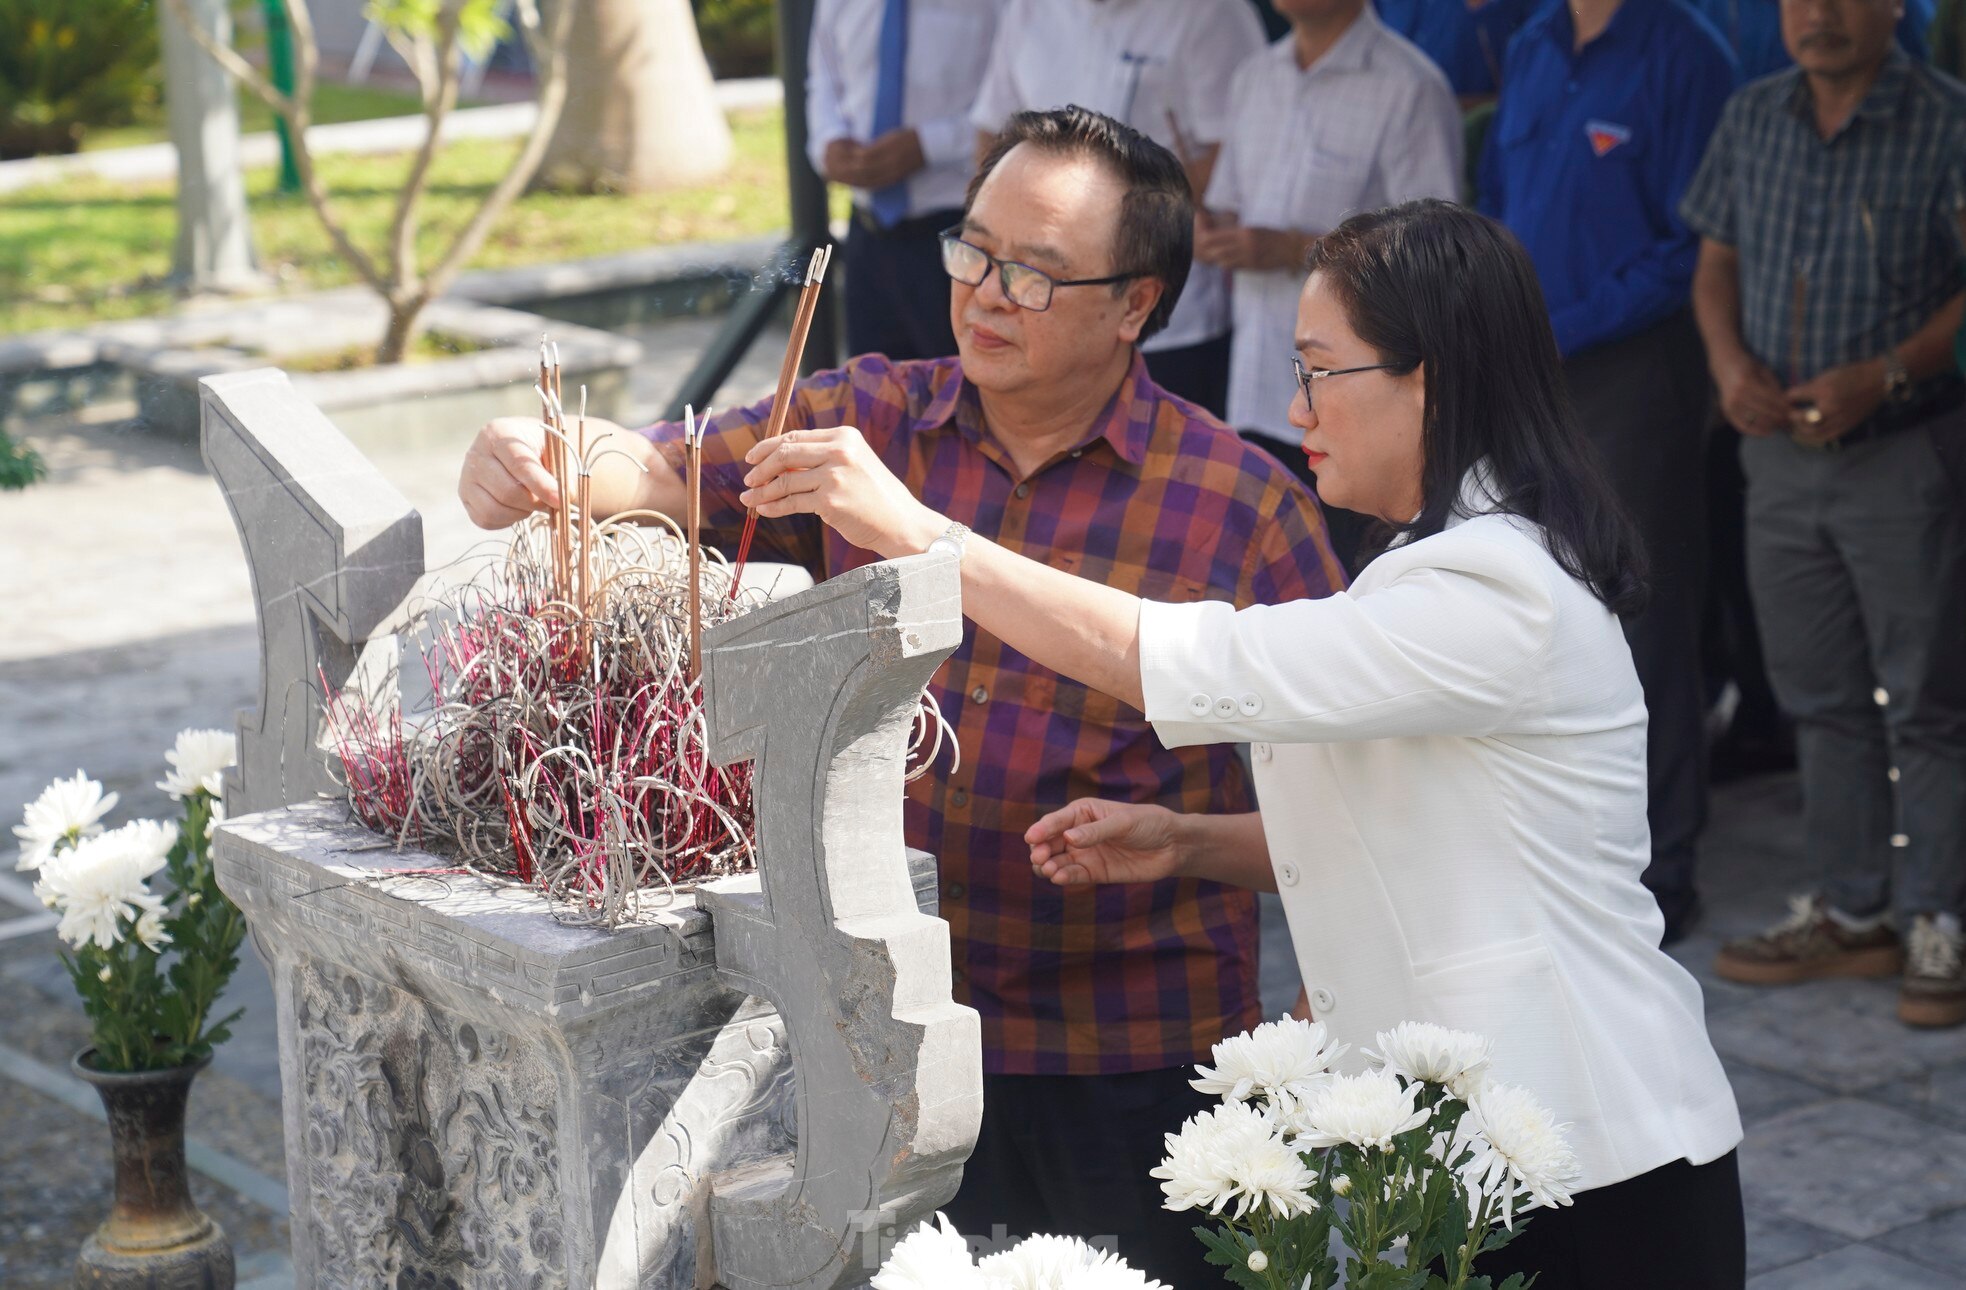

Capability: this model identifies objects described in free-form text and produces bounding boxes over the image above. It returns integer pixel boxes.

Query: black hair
[967,105,1192,343]
[1305,200,1649,617]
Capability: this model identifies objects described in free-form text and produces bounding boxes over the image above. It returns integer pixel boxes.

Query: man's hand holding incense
[459,414,662,529]
[739,425,945,558]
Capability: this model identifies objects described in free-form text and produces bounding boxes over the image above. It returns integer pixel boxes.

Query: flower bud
[1330,1175,1351,1197]
[1246,1250,1269,1273]
[187,893,202,907]
[98,965,113,983]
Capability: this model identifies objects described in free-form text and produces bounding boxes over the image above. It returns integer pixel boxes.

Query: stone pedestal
[202,372,983,1287]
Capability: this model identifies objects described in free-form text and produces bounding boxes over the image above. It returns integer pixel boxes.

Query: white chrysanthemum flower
[1454,1083,1581,1229]
[1287,1068,1433,1153]
[1367,1022,1493,1100]
[1192,1015,1346,1110]
[1151,1100,1319,1220]
[873,1213,1003,1290]
[980,1234,1164,1290]
[157,729,236,802]
[13,771,119,871]
[38,820,175,952]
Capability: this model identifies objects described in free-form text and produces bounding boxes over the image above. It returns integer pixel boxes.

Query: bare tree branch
[386,4,466,294]
[420,0,577,296]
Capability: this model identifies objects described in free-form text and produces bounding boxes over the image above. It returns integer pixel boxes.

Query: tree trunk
[536,0,733,194]
[159,0,261,292]
[376,295,429,365]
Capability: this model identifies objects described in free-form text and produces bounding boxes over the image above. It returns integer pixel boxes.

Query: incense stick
[685,404,705,684]
[730,245,833,598]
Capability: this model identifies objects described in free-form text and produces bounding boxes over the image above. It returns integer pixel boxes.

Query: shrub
[693,0,775,79]
[0,0,161,159]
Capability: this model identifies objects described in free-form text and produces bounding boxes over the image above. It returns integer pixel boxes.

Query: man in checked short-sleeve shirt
[456,107,1342,1284]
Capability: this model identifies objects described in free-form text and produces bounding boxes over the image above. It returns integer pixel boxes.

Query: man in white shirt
[1201,0,1462,567]
[808,0,1005,360]
[969,0,1267,417]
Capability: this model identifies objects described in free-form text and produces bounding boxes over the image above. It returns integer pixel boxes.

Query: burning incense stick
[730,245,833,598]
[684,403,705,683]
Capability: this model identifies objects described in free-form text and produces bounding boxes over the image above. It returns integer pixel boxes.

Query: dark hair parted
[1305,199,1649,618]
[966,105,1192,344]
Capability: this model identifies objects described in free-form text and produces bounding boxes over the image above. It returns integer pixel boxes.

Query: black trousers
[1563,312,1711,929]
[843,207,961,362]
[1474,1151,1746,1289]
[1143,331,1232,420]
[941,1067,1216,1287]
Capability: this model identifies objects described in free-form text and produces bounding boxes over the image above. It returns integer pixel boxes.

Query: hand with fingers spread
[1025,799,1187,888]
[739,424,946,557]
[459,416,566,528]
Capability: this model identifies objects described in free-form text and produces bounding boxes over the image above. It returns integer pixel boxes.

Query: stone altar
[202,369,983,1287]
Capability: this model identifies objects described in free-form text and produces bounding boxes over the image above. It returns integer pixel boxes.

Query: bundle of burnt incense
[322,336,952,927]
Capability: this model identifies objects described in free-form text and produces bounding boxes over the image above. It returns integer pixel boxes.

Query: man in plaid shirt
[1681,0,1966,1025]
[459,107,1341,1283]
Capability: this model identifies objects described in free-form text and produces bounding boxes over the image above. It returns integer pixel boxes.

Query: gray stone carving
[203,374,981,1287]
[200,368,423,815]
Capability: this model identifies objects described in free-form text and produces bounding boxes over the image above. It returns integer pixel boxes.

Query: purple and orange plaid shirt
[646,352,1343,1075]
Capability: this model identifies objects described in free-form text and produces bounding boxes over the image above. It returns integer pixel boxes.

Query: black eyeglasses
[939,227,1138,312]
[1292,355,1400,412]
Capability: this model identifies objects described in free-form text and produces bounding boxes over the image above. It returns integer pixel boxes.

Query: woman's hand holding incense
[739,425,946,558]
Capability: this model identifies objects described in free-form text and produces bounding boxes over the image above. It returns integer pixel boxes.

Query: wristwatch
[1883,349,1911,406]
[928,519,971,559]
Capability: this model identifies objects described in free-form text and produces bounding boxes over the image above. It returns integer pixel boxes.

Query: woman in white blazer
[737,199,1745,1288]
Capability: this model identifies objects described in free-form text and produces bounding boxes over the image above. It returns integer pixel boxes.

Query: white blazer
[1137,471,1742,1191]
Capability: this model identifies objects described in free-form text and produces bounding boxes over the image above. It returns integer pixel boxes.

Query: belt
[851,206,961,238]
[1798,378,1966,453]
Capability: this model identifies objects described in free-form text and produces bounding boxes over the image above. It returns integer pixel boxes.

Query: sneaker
[1713,894,1902,985]
[1900,914,1966,1028]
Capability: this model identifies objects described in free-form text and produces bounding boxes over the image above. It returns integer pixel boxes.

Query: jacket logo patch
[1585,119,1632,156]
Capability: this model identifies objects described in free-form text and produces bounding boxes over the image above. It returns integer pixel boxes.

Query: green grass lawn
[81,81,441,152]
[1,105,842,336]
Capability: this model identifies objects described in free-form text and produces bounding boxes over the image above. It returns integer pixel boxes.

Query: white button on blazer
[1138,470,1742,1192]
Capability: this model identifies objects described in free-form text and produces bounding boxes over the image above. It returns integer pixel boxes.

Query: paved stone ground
[4,317,1964,1286]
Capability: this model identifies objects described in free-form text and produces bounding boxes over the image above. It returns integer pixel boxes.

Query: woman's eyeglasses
[1292,355,1400,412]
[939,228,1138,312]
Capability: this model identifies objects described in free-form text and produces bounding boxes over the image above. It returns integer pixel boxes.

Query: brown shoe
[1899,914,1966,1028]
[1714,894,1902,985]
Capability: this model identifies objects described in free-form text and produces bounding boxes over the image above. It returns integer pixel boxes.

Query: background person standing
[969,0,1267,417]
[1479,0,1738,944]
[1682,0,1966,1026]
[809,0,1005,360]
[1202,0,1463,569]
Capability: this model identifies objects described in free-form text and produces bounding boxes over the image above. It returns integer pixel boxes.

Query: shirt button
[1253,742,1273,762]
[1238,693,1263,717]
[1213,696,1238,718]
[950,788,969,808]
[1277,860,1300,886]
[946,882,966,900]
[971,685,989,705]
[1188,693,1212,716]
[1310,986,1336,1014]
[1014,483,1031,499]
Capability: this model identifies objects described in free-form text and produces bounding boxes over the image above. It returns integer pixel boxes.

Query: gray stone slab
[1872,1207,1966,1281]
[1747,1208,1850,1278]
[1869,1058,1966,1136]
[1741,1098,1966,1241]
[1726,1059,1835,1126]
[1748,1242,1966,1289]
[1706,975,1966,1094]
